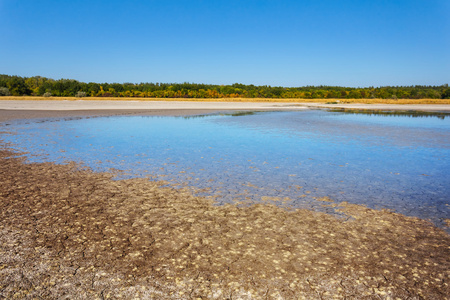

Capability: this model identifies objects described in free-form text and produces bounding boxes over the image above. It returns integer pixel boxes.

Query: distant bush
[1,74,449,100]
[43,92,52,97]
[75,91,87,98]
[0,87,11,96]
[442,88,450,99]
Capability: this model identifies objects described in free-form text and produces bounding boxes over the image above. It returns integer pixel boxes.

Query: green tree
[0,87,11,96]
[442,88,450,99]
[7,76,31,95]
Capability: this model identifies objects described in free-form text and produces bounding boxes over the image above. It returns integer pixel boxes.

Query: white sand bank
[0,100,306,111]
[0,100,449,112]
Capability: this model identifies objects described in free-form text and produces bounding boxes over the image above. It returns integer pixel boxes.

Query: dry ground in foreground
[0,148,449,299]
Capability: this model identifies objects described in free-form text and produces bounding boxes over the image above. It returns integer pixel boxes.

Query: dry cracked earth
[0,148,449,299]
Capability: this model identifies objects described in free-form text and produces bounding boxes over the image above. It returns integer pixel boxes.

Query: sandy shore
[1,101,449,298]
[0,100,448,123]
[0,100,304,123]
[0,99,449,113]
[0,100,310,110]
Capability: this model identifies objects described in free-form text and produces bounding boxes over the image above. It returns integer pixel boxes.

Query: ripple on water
[1,110,449,230]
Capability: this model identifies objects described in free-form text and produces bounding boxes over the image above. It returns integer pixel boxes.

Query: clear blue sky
[1,0,449,87]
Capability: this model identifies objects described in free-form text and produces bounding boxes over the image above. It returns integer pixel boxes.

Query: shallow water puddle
[2,110,449,229]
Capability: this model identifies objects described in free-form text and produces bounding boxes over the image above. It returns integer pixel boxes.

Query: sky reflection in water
[3,110,450,229]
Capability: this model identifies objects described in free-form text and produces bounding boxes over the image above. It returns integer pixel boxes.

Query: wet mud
[0,149,449,299]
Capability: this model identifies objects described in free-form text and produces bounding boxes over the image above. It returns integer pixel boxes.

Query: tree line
[1,74,449,99]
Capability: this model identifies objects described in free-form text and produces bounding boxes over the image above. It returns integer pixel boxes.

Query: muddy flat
[300,102,450,112]
[0,108,449,299]
[0,100,308,123]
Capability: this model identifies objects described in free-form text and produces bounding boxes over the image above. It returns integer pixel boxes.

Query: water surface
[2,109,449,229]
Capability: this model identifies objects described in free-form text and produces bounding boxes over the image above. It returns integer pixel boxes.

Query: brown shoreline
[1,107,449,298]
[0,109,231,123]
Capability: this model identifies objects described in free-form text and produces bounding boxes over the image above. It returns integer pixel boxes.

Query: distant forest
[1,74,449,99]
